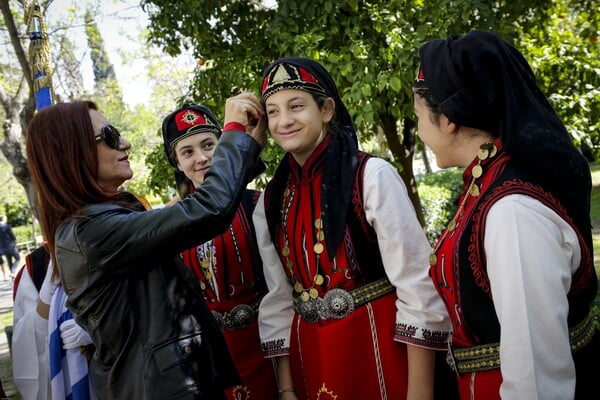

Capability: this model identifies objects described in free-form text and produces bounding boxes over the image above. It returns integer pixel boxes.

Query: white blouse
[485,194,580,400]
[255,157,451,353]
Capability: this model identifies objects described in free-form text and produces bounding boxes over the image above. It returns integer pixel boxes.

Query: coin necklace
[280,182,326,302]
[429,142,497,265]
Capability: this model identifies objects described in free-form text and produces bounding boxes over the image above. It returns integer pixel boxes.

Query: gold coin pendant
[314,274,324,285]
[314,243,324,254]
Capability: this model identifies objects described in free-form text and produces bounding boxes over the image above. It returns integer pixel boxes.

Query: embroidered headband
[161,104,221,167]
[261,62,328,101]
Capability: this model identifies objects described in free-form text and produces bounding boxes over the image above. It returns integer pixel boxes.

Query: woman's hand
[224,92,267,147]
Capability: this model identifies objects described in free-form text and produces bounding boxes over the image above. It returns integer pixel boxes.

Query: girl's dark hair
[413,84,442,125]
[312,93,338,128]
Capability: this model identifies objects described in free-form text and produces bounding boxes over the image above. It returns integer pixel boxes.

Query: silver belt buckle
[211,303,255,331]
[296,298,321,323]
[296,288,356,323]
[323,288,354,319]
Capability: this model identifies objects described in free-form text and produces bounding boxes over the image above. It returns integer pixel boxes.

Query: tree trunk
[421,146,432,174]
[0,1,42,221]
[379,112,425,228]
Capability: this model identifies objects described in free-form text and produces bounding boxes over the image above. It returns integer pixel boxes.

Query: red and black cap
[161,104,221,167]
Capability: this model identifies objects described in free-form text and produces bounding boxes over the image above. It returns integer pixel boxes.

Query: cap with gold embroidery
[261,62,328,101]
[161,104,221,167]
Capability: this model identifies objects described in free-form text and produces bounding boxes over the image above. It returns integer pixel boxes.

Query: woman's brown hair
[26,101,114,265]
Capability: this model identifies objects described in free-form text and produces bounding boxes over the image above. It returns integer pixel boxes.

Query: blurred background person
[0,215,20,276]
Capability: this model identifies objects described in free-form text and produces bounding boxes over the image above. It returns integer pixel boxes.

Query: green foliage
[416,169,463,243]
[141,0,600,215]
[0,156,29,227]
[146,142,177,203]
[1,203,30,228]
[516,0,600,158]
[12,224,36,244]
[589,162,600,228]
[84,10,117,84]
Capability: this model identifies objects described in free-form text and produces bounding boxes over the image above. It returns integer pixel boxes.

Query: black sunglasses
[95,125,122,149]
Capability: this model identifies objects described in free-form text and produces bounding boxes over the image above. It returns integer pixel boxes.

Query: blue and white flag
[49,286,94,400]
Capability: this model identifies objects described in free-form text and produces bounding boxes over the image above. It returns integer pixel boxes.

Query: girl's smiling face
[265,89,334,166]
[174,132,218,186]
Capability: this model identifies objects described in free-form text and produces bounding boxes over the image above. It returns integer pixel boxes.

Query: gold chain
[429,143,497,265]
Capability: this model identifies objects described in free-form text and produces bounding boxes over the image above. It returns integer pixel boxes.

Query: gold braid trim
[352,278,394,307]
[569,307,599,352]
[451,307,599,374]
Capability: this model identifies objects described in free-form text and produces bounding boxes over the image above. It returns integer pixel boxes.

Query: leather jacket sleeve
[57,131,262,278]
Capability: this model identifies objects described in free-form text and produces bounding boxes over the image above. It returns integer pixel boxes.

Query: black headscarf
[262,57,358,259]
[418,30,591,231]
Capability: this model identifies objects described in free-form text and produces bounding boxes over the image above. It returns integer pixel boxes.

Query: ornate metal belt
[447,307,599,374]
[211,297,261,331]
[293,278,394,323]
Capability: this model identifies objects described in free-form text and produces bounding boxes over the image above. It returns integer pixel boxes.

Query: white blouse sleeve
[254,191,295,356]
[485,194,580,400]
[12,266,52,400]
[363,158,451,346]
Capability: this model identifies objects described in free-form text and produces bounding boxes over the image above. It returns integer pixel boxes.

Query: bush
[417,168,464,243]
[12,225,35,244]
[2,202,30,227]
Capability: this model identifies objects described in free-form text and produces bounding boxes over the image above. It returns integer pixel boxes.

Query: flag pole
[26,1,54,110]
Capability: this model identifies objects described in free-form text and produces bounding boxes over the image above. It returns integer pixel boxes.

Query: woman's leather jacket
[55,132,261,399]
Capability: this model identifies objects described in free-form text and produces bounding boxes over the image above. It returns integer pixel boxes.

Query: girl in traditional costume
[414,30,600,399]
[162,104,278,400]
[255,57,452,400]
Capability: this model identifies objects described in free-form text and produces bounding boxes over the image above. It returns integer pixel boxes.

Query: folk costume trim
[170,108,220,147]
[429,141,501,266]
[261,62,328,101]
[438,142,598,347]
[449,307,599,374]
[469,178,595,297]
[181,190,265,305]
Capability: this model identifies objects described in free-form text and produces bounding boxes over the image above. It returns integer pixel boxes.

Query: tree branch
[0,0,33,91]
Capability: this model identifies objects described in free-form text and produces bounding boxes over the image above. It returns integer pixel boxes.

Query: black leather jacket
[56,132,261,399]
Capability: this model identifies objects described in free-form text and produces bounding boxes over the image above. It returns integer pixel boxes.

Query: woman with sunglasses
[161,104,278,400]
[25,94,267,400]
